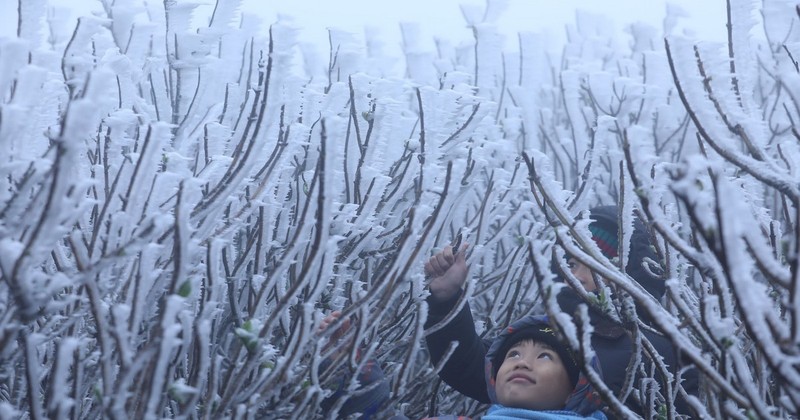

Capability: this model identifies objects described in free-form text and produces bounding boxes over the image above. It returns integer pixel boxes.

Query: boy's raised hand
[424,244,469,302]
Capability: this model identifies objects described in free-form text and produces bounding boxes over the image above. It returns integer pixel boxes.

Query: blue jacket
[424,405,605,420]
[482,404,607,419]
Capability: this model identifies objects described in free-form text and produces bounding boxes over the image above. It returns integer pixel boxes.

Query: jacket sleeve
[424,290,491,404]
[642,330,700,417]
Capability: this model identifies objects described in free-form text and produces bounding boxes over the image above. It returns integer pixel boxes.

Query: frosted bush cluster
[1,0,799,418]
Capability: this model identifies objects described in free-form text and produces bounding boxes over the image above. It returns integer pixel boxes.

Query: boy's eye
[506,350,521,359]
[567,259,577,270]
[538,352,554,360]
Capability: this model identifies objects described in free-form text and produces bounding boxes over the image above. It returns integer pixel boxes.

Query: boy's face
[495,340,573,411]
[567,257,597,292]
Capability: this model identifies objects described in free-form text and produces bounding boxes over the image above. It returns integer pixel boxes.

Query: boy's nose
[512,357,533,370]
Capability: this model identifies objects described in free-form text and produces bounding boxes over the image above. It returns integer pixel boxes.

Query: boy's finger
[431,253,451,273]
[424,260,435,277]
[455,249,467,266]
[428,256,443,275]
[442,245,455,264]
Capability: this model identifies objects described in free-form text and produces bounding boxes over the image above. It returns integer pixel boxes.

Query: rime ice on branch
[1,0,800,419]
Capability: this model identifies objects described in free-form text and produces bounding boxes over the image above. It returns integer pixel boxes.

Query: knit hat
[588,221,619,260]
[489,318,580,388]
[589,206,666,300]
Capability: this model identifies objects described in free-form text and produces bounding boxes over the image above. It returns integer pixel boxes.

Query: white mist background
[1,0,729,52]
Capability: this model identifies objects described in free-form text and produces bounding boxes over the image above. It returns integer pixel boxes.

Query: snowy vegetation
[1,0,799,418]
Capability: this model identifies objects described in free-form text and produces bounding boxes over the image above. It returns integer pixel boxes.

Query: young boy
[481,315,606,419]
[422,315,606,420]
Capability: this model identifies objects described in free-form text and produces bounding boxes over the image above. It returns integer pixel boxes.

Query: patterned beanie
[588,222,618,260]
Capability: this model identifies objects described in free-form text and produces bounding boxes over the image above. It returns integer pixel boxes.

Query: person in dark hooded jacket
[423,206,698,417]
[422,315,607,420]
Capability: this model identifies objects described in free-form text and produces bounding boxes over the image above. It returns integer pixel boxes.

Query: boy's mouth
[507,374,535,383]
